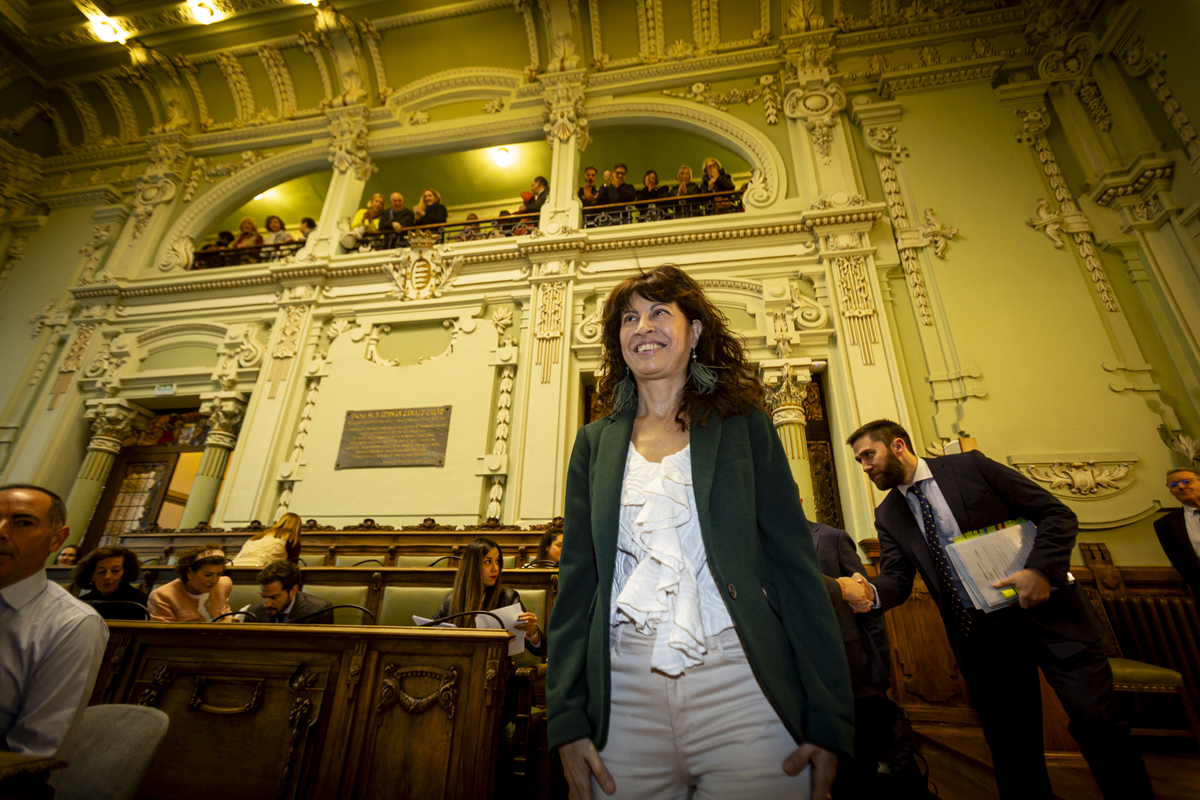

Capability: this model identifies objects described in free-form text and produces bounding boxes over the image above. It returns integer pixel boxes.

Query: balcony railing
[356,212,541,252]
[190,240,306,270]
[582,189,744,229]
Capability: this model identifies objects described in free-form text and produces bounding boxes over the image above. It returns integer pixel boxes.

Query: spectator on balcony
[522,176,550,214]
[199,231,234,251]
[490,210,513,238]
[299,217,317,240]
[380,192,415,246]
[352,193,385,232]
[232,217,263,249]
[457,213,482,242]
[699,157,735,193]
[263,215,293,245]
[413,189,448,227]
[578,166,599,207]
[671,165,700,198]
[597,163,636,205]
[637,170,667,202]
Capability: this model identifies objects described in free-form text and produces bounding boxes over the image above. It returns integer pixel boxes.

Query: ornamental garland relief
[784,84,847,165]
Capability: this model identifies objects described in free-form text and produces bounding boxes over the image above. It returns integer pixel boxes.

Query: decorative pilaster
[179,393,246,529]
[761,359,816,508]
[63,398,151,545]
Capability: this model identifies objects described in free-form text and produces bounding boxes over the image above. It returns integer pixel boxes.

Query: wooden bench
[93,622,513,799]
[107,518,557,569]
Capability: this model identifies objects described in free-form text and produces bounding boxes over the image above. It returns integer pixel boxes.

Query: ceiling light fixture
[189,0,219,24]
[493,148,511,167]
[90,16,128,44]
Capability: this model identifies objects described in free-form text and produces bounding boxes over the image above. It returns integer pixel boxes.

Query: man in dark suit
[523,176,550,214]
[244,561,333,624]
[841,419,1152,800]
[379,192,415,247]
[1154,467,1200,597]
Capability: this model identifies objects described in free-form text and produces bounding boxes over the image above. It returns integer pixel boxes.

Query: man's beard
[872,449,908,490]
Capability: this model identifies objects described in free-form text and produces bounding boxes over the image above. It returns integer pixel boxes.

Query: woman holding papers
[547,265,853,800]
[433,537,544,656]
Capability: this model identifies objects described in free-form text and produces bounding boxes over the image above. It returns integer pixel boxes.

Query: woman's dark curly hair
[174,544,227,579]
[70,546,140,591]
[594,264,763,429]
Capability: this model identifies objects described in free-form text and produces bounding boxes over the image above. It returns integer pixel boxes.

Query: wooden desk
[93,622,512,800]
[0,752,65,800]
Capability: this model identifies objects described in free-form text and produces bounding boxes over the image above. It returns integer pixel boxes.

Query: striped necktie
[909,482,973,639]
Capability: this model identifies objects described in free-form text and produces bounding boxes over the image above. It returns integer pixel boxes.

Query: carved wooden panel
[92,623,512,800]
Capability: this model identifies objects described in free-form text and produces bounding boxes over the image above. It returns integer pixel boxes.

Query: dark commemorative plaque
[335,406,452,469]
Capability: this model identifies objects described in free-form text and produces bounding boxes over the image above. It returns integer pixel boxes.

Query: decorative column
[179,392,247,529]
[63,398,152,545]
[761,359,817,510]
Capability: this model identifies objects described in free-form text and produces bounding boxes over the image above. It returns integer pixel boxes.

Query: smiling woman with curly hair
[548,264,853,800]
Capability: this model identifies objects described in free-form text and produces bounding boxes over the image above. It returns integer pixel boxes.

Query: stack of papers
[413,602,526,656]
[945,520,1035,612]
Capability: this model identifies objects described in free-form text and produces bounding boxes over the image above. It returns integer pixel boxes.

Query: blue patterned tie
[909,482,973,639]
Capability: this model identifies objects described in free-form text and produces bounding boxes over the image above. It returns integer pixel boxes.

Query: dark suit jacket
[1154,508,1200,596]
[596,183,636,205]
[379,207,415,232]
[546,408,854,756]
[811,523,890,694]
[434,585,546,656]
[873,451,1103,645]
[525,190,549,213]
[244,590,334,624]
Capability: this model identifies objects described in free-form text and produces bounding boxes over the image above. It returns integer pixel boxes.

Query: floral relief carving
[542,79,590,150]
[832,255,880,367]
[490,307,513,337]
[1026,462,1133,496]
[662,75,781,125]
[184,151,272,203]
[327,113,376,181]
[1121,34,1200,172]
[386,245,462,301]
[784,84,847,164]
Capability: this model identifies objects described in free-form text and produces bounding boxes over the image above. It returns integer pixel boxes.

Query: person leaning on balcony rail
[578,165,599,207]
[262,215,293,244]
[380,192,415,246]
[147,544,233,623]
[232,217,263,248]
[699,158,735,194]
[299,217,317,240]
[413,188,448,226]
[671,165,700,198]
[352,193,385,232]
[636,170,667,202]
[457,213,482,242]
[199,230,235,251]
[547,264,852,800]
[490,209,514,238]
[597,163,636,205]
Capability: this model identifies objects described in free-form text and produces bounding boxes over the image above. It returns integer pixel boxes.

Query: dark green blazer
[546,407,855,756]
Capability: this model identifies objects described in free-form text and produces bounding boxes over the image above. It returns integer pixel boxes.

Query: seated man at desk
[243,561,333,624]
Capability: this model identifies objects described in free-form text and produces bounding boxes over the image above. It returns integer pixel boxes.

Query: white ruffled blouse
[611,443,734,675]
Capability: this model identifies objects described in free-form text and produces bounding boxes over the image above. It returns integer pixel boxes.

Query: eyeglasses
[1167,478,1196,489]
[614,170,626,176]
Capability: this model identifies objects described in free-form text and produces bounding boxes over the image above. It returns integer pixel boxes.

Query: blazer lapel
[884,491,941,598]
[929,457,971,532]
[689,415,722,545]
[592,411,634,588]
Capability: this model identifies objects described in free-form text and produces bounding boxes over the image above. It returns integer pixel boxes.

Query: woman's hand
[559,738,615,799]
[783,743,837,798]
[517,611,540,643]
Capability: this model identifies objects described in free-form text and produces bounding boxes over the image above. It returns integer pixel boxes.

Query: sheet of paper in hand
[475,602,525,656]
[945,520,1036,612]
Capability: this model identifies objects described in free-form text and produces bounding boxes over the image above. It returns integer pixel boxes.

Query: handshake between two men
[835,568,1053,613]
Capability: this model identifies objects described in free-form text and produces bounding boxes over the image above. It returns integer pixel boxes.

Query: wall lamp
[493,148,511,167]
[90,15,129,44]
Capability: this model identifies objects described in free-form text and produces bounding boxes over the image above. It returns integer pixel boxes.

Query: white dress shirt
[611,444,734,676]
[1,571,109,755]
[1184,505,1200,558]
[873,458,972,608]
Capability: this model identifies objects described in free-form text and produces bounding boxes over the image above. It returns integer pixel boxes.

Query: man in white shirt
[0,484,109,755]
[1154,467,1200,597]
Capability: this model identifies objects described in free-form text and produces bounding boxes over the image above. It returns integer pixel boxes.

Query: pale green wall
[581,124,752,187]
[206,172,333,242]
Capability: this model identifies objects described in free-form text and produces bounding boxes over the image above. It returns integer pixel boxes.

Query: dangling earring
[612,372,638,412]
[690,347,717,394]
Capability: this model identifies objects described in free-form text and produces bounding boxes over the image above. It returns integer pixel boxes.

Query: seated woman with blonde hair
[232,217,263,248]
[231,512,302,567]
[412,188,448,226]
[147,544,233,622]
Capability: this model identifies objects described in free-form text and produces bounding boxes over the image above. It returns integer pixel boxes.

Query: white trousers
[595,625,812,800]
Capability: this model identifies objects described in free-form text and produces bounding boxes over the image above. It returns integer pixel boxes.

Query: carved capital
[84,398,152,454]
[200,392,247,437]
